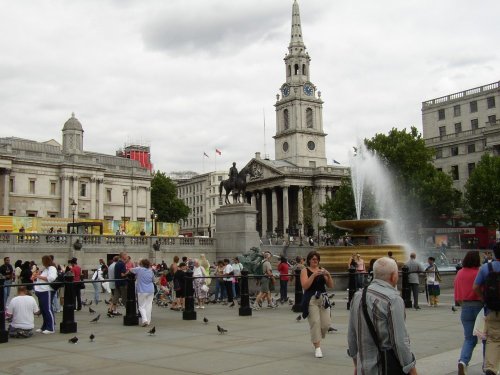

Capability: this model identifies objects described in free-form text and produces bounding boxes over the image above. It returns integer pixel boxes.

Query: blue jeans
[93,282,100,304]
[215,279,226,300]
[3,280,12,306]
[459,304,482,365]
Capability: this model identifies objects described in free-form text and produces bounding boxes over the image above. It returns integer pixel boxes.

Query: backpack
[50,272,65,291]
[484,262,500,311]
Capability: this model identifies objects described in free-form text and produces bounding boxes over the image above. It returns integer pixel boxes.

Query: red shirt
[454,267,480,302]
[72,265,81,282]
[278,262,290,281]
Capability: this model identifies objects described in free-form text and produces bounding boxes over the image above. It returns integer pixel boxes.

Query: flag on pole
[215,149,222,155]
[203,152,209,158]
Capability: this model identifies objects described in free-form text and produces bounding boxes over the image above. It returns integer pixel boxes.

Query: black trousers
[74,284,82,310]
[410,283,419,307]
[224,280,233,303]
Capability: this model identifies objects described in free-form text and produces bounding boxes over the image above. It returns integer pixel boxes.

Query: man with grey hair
[405,252,424,310]
[348,257,417,374]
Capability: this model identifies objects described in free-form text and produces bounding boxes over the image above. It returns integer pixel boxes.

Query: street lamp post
[150,208,155,236]
[70,200,77,234]
[122,191,127,233]
[154,213,158,236]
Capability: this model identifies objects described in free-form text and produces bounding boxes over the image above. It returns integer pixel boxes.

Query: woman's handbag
[361,287,405,375]
[201,284,209,293]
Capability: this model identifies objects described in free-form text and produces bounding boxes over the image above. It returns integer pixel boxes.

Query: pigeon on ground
[328,293,335,299]
[68,336,79,344]
[217,325,227,334]
[328,327,338,333]
[203,317,209,324]
[87,300,92,306]
[82,299,88,306]
[452,306,457,312]
[147,326,156,335]
[89,333,95,342]
[104,299,110,305]
[296,315,302,322]
[89,307,96,314]
[107,312,115,318]
[229,302,235,308]
[288,299,294,305]
[90,314,101,323]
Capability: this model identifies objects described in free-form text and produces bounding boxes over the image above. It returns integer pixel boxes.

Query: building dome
[62,112,83,131]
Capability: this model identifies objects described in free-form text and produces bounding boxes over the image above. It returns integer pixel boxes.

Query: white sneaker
[42,330,55,334]
[35,328,42,333]
[315,347,323,358]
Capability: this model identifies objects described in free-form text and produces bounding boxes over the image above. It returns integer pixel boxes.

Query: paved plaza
[1,288,485,375]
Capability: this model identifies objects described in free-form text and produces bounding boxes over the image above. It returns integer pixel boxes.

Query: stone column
[318,186,327,227]
[297,187,304,226]
[97,178,104,220]
[2,169,10,215]
[132,186,138,221]
[271,188,278,234]
[72,176,78,205]
[312,187,320,235]
[261,190,267,236]
[282,186,289,234]
[146,187,151,217]
[60,175,70,218]
[250,192,257,210]
[90,177,97,219]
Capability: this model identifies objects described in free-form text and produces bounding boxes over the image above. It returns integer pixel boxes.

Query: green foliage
[320,178,356,237]
[151,171,190,223]
[364,126,457,223]
[464,153,500,227]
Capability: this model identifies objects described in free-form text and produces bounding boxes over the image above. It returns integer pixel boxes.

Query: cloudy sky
[1,0,499,174]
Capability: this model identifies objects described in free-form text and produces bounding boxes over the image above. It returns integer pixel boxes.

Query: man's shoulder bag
[361,287,405,375]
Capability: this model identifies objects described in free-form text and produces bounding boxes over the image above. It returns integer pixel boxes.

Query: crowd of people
[1,244,499,375]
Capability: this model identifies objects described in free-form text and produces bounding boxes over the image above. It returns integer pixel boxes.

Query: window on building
[283,109,289,129]
[487,96,496,109]
[104,216,113,221]
[294,64,299,75]
[435,149,442,159]
[439,126,446,137]
[218,197,223,205]
[213,197,215,206]
[471,118,479,130]
[451,146,459,156]
[488,115,497,125]
[218,176,222,181]
[106,189,112,202]
[451,165,459,180]
[438,108,445,120]
[26,210,37,217]
[468,163,476,176]
[9,210,15,216]
[306,108,313,128]
[29,179,35,194]
[137,217,145,222]
[50,181,56,195]
[454,123,462,133]
[453,105,461,117]
[9,178,14,193]
[80,183,87,197]
[470,101,478,113]
[467,144,475,153]
[287,65,291,77]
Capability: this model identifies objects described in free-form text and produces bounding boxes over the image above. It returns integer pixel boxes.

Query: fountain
[319,144,408,272]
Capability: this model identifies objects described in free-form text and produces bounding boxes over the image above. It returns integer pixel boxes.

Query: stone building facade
[422,81,500,191]
[0,113,152,222]
[244,0,348,239]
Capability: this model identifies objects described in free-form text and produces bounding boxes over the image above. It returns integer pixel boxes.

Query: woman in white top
[91,266,104,305]
[33,255,57,334]
[192,259,207,309]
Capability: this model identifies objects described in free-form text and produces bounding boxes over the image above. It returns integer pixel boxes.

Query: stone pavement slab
[0,288,489,375]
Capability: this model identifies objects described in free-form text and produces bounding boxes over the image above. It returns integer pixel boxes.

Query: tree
[151,171,190,223]
[320,178,356,237]
[464,153,500,227]
[364,127,458,225]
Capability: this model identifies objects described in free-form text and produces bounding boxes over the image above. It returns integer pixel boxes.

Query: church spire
[289,0,305,53]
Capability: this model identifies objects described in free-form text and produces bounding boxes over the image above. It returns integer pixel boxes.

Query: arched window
[287,65,291,77]
[306,108,313,128]
[294,64,299,75]
[283,109,289,129]
[302,64,306,75]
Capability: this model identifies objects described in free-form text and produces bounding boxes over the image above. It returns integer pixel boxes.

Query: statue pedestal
[214,203,260,259]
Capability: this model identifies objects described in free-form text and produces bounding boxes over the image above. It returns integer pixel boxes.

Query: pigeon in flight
[90,314,101,323]
[89,333,95,342]
[203,317,209,324]
[217,325,227,334]
[147,326,156,335]
[68,336,79,344]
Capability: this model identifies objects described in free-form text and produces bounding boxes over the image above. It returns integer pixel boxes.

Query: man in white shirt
[6,286,40,338]
[223,259,235,306]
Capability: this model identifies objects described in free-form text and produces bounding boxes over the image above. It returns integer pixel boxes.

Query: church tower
[274,0,327,168]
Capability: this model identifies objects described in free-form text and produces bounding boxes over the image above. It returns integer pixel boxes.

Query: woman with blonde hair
[192,259,208,309]
[130,259,155,326]
[33,255,57,334]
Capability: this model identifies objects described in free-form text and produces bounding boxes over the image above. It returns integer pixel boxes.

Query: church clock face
[307,141,315,150]
[303,83,314,96]
[283,142,289,152]
[281,84,290,97]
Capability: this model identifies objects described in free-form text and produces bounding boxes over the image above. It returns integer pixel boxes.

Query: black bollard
[183,269,196,320]
[292,268,303,313]
[60,272,77,333]
[123,273,139,326]
[0,276,8,343]
[238,270,252,316]
[401,265,412,308]
[347,267,356,310]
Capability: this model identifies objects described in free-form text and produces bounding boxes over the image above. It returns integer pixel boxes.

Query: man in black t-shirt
[0,256,14,306]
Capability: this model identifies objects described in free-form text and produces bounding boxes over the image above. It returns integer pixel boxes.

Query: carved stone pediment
[246,160,283,181]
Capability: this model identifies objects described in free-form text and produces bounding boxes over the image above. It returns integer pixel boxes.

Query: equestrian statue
[219,162,251,204]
